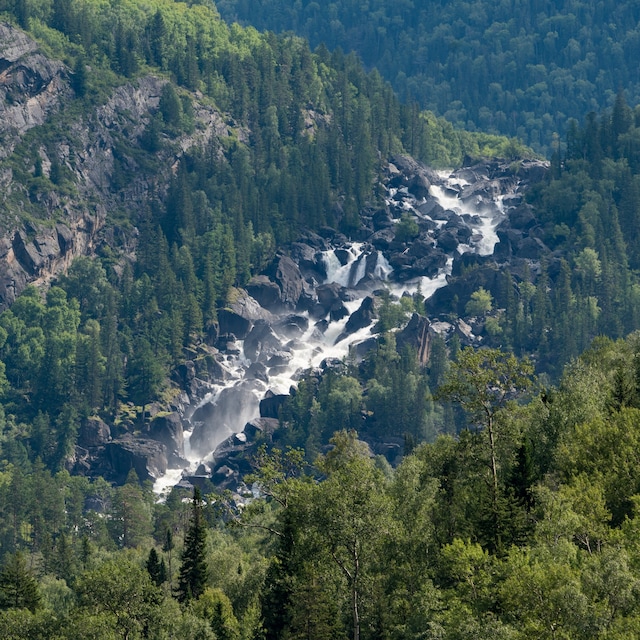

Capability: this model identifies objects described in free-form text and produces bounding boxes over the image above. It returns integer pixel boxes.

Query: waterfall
[152,166,517,495]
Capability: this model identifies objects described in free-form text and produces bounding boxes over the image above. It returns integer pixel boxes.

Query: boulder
[350,337,378,361]
[436,229,459,252]
[515,236,549,259]
[245,276,281,311]
[106,438,168,484]
[265,254,305,309]
[417,198,445,218]
[369,228,396,250]
[289,242,326,279]
[372,208,394,230]
[259,390,289,419]
[218,290,274,339]
[147,412,185,466]
[408,173,431,199]
[314,282,348,318]
[276,314,309,338]
[246,361,269,383]
[396,314,432,365]
[509,204,537,230]
[78,416,111,448]
[408,239,436,259]
[343,296,377,336]
[244,320,285,362]
[244,417,280,441]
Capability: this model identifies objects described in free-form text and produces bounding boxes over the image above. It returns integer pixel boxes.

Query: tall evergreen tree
[0,552,41,613]
[177,487,208,603]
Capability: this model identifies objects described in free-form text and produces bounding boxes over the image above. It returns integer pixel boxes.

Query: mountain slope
[217,0,640,154]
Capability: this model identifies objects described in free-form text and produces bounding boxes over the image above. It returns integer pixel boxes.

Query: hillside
[4,1,640,639]
[217,0,640,154]
[0,2,533,475]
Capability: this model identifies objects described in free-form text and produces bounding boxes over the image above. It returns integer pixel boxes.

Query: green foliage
[178,487,209,603]
[217,0,640,154]
[0,553,41,613]
[394,213,419,243]
[465,287,492,317]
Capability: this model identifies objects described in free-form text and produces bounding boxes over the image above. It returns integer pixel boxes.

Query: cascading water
[152,166,516,495]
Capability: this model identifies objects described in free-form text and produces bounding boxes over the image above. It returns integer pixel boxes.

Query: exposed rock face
[78,416,112,449]
[106,438,168,485]
[396,313,432,365]
[147,413,186,467]
[0,23,70,155]
[0,23,235,311]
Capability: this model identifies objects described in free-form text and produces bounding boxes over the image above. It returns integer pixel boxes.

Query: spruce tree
[177,487,208,603]
[146,548,166,587]
[0,552,41,612]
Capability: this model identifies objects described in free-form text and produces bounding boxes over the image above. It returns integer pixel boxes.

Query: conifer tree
[146,548,166,587]
[177,487,208,603]
[0,552,41,612]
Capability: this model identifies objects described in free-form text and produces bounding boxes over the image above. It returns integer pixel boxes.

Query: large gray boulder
[106,438,168,484]
[147,412,185,466]
[396,314,432,366]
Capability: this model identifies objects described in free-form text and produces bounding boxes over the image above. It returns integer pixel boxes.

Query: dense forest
[5,337,640,638]
[1,0,640,638]
[217,0,640,154]
[0,0,528,468]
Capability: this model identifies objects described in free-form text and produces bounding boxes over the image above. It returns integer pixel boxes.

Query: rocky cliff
[0,22,233,309]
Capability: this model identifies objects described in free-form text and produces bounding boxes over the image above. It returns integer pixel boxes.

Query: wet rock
[370,227,396,250]
[190,381,261,454]
[290,242,326,279]
[436,229,459,252]
[265,254,305,309]
[244,320,285,362]
[246,362,269,383]
[408,173,431,199]
[147,412,185,466]
[313,282,348,318]
[372,208,394,230]
[245,276,281,311]
[339,296,376,340]
[408,239,436,259]
[276,314,309,338]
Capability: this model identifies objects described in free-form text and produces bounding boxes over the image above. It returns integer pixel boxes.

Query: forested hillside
[0,0,527,475]
[2,0,640,638]
[5,338,640,638]
[217,0,640,153]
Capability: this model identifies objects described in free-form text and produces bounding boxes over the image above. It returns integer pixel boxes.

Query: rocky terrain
[139,154,549,495]
[0,22,234,309]
[0,22,551,492]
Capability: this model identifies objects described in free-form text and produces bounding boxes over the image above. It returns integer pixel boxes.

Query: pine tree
[0,552,41,612]
[146,548,166,586]
[163,528,174,590]
[177,487,208,603]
